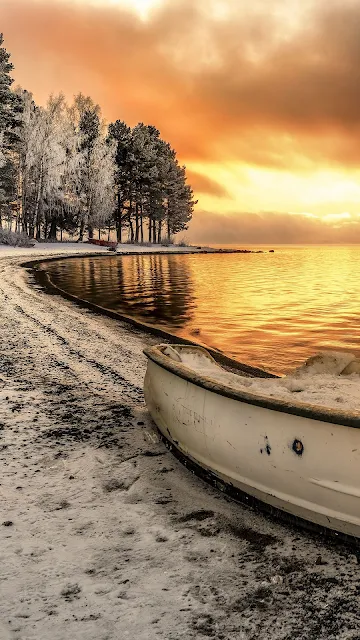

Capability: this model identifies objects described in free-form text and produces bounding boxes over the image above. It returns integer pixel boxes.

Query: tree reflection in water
[41,247,360,376]
[45,254,195,330]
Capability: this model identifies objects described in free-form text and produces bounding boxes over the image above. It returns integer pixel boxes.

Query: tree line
[0,34,196,244]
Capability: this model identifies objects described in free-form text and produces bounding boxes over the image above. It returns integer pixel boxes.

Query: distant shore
[0,240,274,255]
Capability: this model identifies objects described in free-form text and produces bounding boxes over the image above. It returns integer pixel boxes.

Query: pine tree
[109,120,196,244]
[0,34,17,133]
[0,34,21,228]
[166,164,196,238]
[107,120,132,242]
[132,123,160,243]
[0,136,17,229]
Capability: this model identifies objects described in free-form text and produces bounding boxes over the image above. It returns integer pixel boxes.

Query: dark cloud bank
[188,210,360,245]
[3,0,360,167]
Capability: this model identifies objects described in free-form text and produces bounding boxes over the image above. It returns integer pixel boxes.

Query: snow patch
[167,345,360,412]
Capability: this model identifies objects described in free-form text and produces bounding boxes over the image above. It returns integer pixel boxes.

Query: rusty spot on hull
[292,439,304,456]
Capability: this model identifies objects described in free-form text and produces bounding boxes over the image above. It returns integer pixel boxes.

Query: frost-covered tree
[12,91,114,241]
[0,33,195,242]
[14,91,82,239]
[32,95,68,237]
[70,94,102,240]
[57,107,83,239]
[84,135,115,238]
[15,94,68,238]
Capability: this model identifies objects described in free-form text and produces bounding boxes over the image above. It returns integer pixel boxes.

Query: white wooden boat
[144,343,360,541]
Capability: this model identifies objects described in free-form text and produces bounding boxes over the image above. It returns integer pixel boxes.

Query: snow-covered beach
[0,244,359,640]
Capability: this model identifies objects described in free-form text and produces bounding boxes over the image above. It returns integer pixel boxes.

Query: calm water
[41,246,360,375]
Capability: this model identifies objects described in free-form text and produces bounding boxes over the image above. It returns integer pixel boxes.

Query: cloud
[3,0,360,169]
[187,210,360,244]
[185,170,231,198]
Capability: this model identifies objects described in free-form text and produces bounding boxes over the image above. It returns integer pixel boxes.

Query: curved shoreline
[30,254,360,544]
[25,254,277,379]
[0,248,359,639]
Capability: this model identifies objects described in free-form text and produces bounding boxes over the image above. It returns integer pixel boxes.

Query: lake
[40,245,360,375]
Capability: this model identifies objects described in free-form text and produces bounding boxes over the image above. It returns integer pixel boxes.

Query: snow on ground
[0,240,207,257]
[0,244,359,640]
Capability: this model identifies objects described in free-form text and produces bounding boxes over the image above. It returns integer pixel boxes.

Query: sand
[0,243,359,640]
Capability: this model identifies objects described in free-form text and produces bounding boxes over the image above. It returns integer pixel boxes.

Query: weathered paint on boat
[144,344,360,539]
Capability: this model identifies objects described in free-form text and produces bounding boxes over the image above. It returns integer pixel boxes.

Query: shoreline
[0,240,274,257]
[27,255,277,380]
[0,245,359,639]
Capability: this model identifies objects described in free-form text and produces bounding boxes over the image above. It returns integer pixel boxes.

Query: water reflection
[42,247,360,375]
[45,254,195,329]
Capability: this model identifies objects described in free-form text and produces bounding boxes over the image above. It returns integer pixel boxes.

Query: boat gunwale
[144,344,360,429]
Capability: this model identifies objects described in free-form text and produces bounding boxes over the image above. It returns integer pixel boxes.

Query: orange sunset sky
[2,0,360,243]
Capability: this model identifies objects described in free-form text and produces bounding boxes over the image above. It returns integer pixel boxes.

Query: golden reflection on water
[44,246,360,375]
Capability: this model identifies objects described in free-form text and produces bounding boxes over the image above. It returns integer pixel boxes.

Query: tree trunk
[157,220,162,244]
[128,199,134,243]
[18,158,25,234]
[135,203,139,243]
[16,209,23,234]
[116,194,122,243]
[85,158,93,240]
[44,210,50,240]
[78,220,85,242]
[117,223,122,243]
[49,218,57,240]
[148,217,152,243]
[33,163,43,239]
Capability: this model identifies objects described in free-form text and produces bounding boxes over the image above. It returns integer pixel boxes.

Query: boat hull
[144,355,360,540]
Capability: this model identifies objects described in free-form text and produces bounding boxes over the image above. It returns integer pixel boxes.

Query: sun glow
[188,162,360,219]
[71,0,162,18]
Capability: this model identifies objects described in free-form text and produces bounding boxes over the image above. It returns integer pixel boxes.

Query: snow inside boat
[143,344,360,540]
